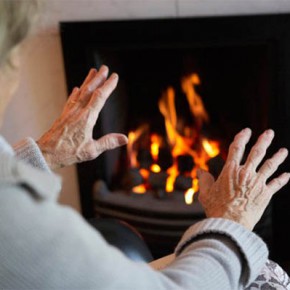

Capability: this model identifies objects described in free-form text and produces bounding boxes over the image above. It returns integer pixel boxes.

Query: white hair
[0,0,38,67]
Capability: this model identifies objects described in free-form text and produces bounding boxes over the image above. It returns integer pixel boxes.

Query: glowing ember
[151,164,161,173]
[132,184,146,194]
[184,188,195,205]
[139,168,150,179]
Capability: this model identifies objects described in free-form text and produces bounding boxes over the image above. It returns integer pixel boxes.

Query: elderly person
[0,1,289,289]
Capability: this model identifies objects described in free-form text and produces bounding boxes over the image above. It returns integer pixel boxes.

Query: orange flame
[184,178,199,205]
[184,188,195,205]
[132,184,146,194]
[202,138,220,158]
[150,134,162,161]
[181,73,209,126]
[165,165,178,192]
[151,164,161,173]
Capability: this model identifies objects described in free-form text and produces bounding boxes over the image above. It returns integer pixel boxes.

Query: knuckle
[265,159,274,171]
[94,89,103,99]
[252,147,263,158]
[276,178,283,187]
[230,144,240,154]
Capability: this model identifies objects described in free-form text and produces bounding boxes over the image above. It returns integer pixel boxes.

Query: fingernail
[242,127,251,133]
[111,73,119,79]
[100,65,108,71]
[118,135,128,146]
[280,148,288,154]
[265,129,274,136]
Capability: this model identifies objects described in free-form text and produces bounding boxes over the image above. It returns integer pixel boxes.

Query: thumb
[95,133,128,154]
[197,168,215,195]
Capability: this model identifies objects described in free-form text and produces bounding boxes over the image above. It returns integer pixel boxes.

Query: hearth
[61,14,290,263]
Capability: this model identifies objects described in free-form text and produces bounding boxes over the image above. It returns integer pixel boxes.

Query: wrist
[36,140,58,170]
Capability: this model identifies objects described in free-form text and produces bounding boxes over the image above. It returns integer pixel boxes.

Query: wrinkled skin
[198,128,290,230]
[37,66,128,169]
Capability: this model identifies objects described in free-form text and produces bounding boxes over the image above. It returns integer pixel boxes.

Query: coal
[207,154,225,178]
[158,148,174,170]
[122,168,144,190]
[177,154,195,174]
[153,189,169,199]
[174,175,193,191]
[148,171,168,190]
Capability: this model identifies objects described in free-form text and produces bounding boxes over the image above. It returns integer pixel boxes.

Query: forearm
[159,218,268,289]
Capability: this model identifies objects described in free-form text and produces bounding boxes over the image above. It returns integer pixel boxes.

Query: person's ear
[6,45,21,72]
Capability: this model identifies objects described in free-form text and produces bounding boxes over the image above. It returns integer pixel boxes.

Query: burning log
[158,148,173,171]
[177,154,195,174]
[174,175,193,191]
[207,154,225,179]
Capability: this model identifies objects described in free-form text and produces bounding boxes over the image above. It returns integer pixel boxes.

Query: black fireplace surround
[60,14,290,267]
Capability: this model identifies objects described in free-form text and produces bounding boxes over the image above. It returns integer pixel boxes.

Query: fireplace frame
[60,14,290,266]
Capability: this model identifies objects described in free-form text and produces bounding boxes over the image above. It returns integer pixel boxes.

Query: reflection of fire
[127,73,222,204]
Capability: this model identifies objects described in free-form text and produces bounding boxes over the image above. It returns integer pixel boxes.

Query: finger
[87,73,119,116]
[266,172,290,196]
[66,87,80,104]
[95,133,128,155]
[225,128,252,165]
[80,68,97,90]
[80,65,109,103]
[243,129,275,172]
[258,148,288,180]
[197,169,215,196]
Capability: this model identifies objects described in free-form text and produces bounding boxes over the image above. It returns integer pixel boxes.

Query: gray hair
[0,0,38,67]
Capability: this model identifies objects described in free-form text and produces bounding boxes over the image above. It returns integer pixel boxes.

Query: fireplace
[60,14,290,264]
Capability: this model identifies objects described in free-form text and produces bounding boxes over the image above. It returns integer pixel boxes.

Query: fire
[166,166,179,192]
[132,184,147,194]
[184,178,199,205]
[150,134,162,161]
[202,138,220,158]
[151,164,161,173]
[181,73,209,127]
[126,73,222,203]
[184,188,195,205]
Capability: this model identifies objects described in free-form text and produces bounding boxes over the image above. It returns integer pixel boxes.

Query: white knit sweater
[0,136,268,289]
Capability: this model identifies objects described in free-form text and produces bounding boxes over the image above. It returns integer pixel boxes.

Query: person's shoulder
[0,152,61,201]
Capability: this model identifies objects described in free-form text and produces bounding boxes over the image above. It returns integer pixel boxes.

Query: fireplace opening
[61,15,290,264]
[96,43,271,196]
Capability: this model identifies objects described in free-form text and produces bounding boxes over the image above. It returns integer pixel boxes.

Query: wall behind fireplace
[2,0,290,212]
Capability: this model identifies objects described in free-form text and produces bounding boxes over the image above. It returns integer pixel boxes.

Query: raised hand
[197,128,290,230]
[37,66,128,170]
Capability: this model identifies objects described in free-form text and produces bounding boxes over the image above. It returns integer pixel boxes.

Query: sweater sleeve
[13,137,51,172]
[0,183,268,290]
[173,218,268,289]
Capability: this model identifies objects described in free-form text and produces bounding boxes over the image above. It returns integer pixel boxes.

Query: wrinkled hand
[37,66,128,170]
[198,128,290,230]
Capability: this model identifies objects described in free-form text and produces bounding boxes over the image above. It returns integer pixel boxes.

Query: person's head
[0,0,37,122]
